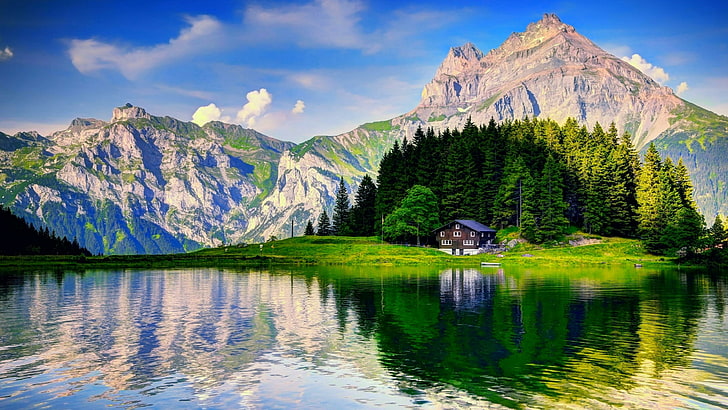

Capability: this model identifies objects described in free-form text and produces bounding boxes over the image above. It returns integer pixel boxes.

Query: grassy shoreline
[0,236,682,270]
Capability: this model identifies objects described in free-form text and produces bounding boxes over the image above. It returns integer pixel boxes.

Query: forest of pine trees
[0,206,92,256]
[311,116,722,260]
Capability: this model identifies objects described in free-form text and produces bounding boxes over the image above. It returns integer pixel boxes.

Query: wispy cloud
[68,15,223,79]
[244,0,371,51]
[621,53,669,84]
[0,46,13,61]
[155,84,216,100]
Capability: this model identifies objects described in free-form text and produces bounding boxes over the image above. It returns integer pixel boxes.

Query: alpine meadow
[0,14,726,259]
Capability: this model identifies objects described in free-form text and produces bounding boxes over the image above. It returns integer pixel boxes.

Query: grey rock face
[1,14,725,253]
[407,13,682,150]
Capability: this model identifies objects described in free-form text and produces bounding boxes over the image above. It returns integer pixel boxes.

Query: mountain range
[1,14,726,254]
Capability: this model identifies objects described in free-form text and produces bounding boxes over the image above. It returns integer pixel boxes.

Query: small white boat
[480,262,502,267]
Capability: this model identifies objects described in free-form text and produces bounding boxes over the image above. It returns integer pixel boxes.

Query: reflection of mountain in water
[0,267,724,408]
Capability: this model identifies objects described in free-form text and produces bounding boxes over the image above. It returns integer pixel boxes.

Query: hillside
[1,14,726,254]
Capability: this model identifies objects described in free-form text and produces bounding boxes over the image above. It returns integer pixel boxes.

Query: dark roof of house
[434,219,496,233]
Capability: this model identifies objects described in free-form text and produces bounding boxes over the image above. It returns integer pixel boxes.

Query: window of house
[455,224,460,229]
[463,240,474,246]
[453,231,461,237]
[440,231,445,237]
[470,231,476,237]
[442,240,452,245]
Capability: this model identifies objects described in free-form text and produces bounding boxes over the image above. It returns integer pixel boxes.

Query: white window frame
[470,231,476,237]
[440,231,445,237]
[463,240,474,246]
[453,231,461,237]
[441,239,452,245]
[455,224,460,229]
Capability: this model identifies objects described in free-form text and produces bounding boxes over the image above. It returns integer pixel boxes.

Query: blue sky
[1,0,726,142]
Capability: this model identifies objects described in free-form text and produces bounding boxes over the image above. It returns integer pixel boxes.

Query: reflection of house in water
[439,268,507,310]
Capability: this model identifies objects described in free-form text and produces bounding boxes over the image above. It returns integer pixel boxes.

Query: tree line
[308,117,725,259]
[0,206,92,256]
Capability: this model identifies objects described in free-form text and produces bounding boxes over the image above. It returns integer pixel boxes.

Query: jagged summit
[111,103,151,122]
[435,42,484,77]
[412,13,680,149]
[483,14,578,61]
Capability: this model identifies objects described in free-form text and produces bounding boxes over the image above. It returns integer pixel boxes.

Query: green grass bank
[0,235,676,269]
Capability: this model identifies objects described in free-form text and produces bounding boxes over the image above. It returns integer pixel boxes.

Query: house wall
[435,222,494,251]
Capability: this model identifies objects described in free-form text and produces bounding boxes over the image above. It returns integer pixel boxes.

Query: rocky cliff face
[2,15,726,253]
[1,104,294,254]
[404,13,683,150]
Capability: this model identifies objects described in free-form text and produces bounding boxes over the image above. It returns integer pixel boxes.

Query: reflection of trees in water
[334,267,714,407]
[0,267,723,407]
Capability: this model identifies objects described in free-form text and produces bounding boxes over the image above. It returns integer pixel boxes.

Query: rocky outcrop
[1,108,295,254]
[404,13,683,150]
[1,14,725,253]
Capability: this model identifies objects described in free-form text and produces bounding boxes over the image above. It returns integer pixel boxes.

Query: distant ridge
[0,14,725,254]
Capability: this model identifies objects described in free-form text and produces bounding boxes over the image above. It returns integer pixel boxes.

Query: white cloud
[676,81,689,96]
[621,53,670,84]
[292,100,305,114]
[191,103,222,126]
[0,46,13,61]
[245,0,370,51]
[68,15,222,79]
[236,88,273,127]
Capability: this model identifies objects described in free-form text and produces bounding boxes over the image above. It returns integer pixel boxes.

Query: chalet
[433,219,497,255]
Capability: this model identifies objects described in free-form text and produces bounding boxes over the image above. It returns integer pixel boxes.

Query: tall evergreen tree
[637,144,663,252]
[492,155,532,229]
[674,158,697,210]
[536,155,569,242]
[607,132,640,237]
[332,177,351,236]
[440,132,469,220]
[316,210,332,236]
[376,140,405,218]
[710,215,727,247]
[304,220,315,236]
[349,174,378,236]
[582,143,613,235]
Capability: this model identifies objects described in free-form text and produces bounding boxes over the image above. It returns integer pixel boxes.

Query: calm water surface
[0,265,726,408]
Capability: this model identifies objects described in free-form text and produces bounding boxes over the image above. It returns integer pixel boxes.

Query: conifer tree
[349,174,378,236]
[710,215,727,247]
[492,155,532,229]
[674,158,697,209]
[607,132,640,237]
[637,144,663,252]
[376,140,405,218]
[581,143,612,235]
[304,220,315,236]
[332,177,351,236]
[316,210,332,236]
[536,155,568,241]
[708,215,727,262]
[440,132,468,220]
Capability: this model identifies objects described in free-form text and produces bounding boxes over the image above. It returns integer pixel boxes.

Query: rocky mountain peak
[491,13,576,59]
[111,103,151,122]
[435,42,484,77]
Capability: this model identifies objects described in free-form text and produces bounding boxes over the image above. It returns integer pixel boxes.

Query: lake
[0,265,726,408]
